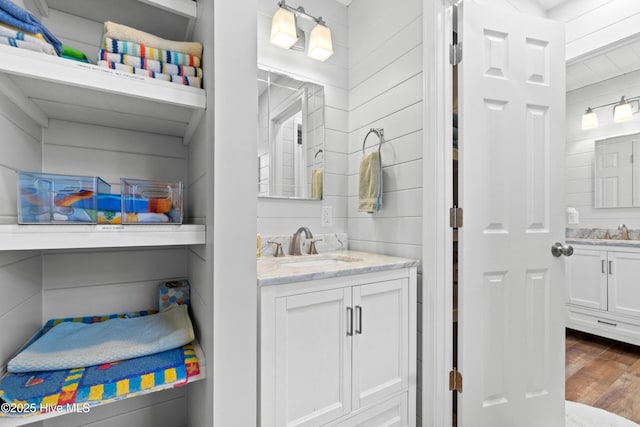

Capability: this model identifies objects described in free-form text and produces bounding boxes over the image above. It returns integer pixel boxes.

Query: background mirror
[594,132,640,208]
[257,69,325,200]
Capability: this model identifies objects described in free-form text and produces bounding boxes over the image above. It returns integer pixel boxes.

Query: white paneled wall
[566,69,640,228]
[549,0,640,61]
[347,0,423,422]
[257,0,349,236]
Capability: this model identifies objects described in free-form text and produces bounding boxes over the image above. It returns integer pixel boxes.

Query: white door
[607,251,640,317]
[566,249,607,310]
[457,2,566,426]
[351,279,409,411]
[274,288,352,427]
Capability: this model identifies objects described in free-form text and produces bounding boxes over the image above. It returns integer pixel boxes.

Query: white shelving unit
[0,0,211,425]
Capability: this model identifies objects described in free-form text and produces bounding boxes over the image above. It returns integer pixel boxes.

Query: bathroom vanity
[257,251,418,427]
[566,239,640,345]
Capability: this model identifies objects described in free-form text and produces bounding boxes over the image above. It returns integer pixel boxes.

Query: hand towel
[7,305,194,373]
[98,49,202,77]
[0,21,55,55]
[102,37,201,67]
[61,45,89,62]
[358,151,383,213]
[311,167,323,199]
[103,21,202,58]
[98,60,202,88]
[0,0,61,54]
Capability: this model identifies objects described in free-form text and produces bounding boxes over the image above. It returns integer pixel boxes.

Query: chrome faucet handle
[307,238,323,255]
[267,241,286,257]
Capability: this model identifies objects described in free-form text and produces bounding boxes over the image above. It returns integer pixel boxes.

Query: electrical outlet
[321,206,333,227]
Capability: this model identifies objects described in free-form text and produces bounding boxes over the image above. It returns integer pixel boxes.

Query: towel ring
[362,128,384,154]
[314,149,324,159]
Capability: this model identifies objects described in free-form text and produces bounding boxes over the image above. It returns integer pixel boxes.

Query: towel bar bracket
[362,128,384,154]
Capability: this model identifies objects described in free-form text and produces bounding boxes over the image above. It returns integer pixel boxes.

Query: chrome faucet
[618,223,630,240]
[289,227,313,256]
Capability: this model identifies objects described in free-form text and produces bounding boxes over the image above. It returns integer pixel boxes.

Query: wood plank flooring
[566,328,640,423]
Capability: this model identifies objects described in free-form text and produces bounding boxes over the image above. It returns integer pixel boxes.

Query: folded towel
[97,210,121,224]
[98,50,202,77]
[0,0,61,54]
[0,21,55,55]
[98,60,202,88]
[358,151,383,213]
[0,34,55,55]
[102,37,201,68]
[103,21,202,58]
[311,167,323,199]
[8,305,194,373]
[55,192,173,213]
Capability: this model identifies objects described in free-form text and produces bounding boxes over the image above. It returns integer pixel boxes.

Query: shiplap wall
[548,0,640,61]
[257,0,348,235]
[566,69,640,229]
[346,0,423,422]
[0,93,43,387]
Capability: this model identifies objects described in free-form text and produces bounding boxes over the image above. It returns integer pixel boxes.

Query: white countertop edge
[567,238,640,248]
[257,250,419,287]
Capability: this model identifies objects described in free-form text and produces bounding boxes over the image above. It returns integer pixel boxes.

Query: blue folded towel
[0,0,61,54]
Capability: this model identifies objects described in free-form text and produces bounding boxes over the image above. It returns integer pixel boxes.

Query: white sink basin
[277,255,362,269]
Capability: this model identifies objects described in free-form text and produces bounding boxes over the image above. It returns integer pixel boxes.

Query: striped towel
[0,34,55,55]
[98,50,202,77]
[103,21,202,58]
[98,60,202,88]
[103,37,201,68]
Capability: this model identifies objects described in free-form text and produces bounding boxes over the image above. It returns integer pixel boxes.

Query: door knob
[551,242,574,257]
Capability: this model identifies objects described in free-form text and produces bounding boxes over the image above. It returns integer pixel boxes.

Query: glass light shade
[270,7,298,49]
[614,101,633,123]
[307,23,334,62]
[581,109,598,130]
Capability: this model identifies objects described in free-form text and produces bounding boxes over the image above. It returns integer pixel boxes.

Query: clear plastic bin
[18,171,111,224]
[121,179,183,224]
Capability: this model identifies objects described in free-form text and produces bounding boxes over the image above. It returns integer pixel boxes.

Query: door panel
[351,279,409,411]
[608,251,640,317]
[458,2,565,426]
[566,249,607,310]
[274,288,352,426]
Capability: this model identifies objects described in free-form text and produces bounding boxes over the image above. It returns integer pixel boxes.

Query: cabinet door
[608,251,640,317]
[274,288,352,427]
[351,279,409,411]
[566,249,607,310]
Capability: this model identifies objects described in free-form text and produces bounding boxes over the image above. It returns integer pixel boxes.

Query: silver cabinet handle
[602,260,605,274]
[355,306,362,334]
[347,307,353,336]
[609,260,613,275]
[597,319,617,327]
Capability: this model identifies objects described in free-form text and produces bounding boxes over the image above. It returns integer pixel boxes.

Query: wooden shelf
[0,46,205,143]
[0,339,205,427]
[0,224,205,251]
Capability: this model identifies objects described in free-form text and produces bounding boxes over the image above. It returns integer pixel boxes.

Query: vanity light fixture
[581,95,640,130]
[270,0,334,62]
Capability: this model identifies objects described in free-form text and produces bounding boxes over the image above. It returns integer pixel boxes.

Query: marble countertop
[257,250,419,286]
[567,238,640,248]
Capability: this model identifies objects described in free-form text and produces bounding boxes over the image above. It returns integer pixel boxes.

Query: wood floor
[566,328,640,423]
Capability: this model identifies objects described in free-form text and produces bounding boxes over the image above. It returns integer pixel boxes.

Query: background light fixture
[581,95,640,130]
[270,1,334,62]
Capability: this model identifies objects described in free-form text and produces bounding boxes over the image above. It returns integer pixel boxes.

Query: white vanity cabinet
[566,242,640,345]
[258,254,417,427]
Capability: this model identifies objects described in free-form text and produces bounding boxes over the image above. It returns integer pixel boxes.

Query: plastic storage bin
[121,178,183,224]
[18,171,111,224]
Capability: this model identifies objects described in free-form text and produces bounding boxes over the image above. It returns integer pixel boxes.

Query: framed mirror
[594,132,640,208]
[257,68,325,200]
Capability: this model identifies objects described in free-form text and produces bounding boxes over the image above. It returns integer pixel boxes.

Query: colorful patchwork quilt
[0,311,201,418]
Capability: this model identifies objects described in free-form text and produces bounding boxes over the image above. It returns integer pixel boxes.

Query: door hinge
[449,368,463,393]
[450,42,462,65]
[450,207,463,228]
